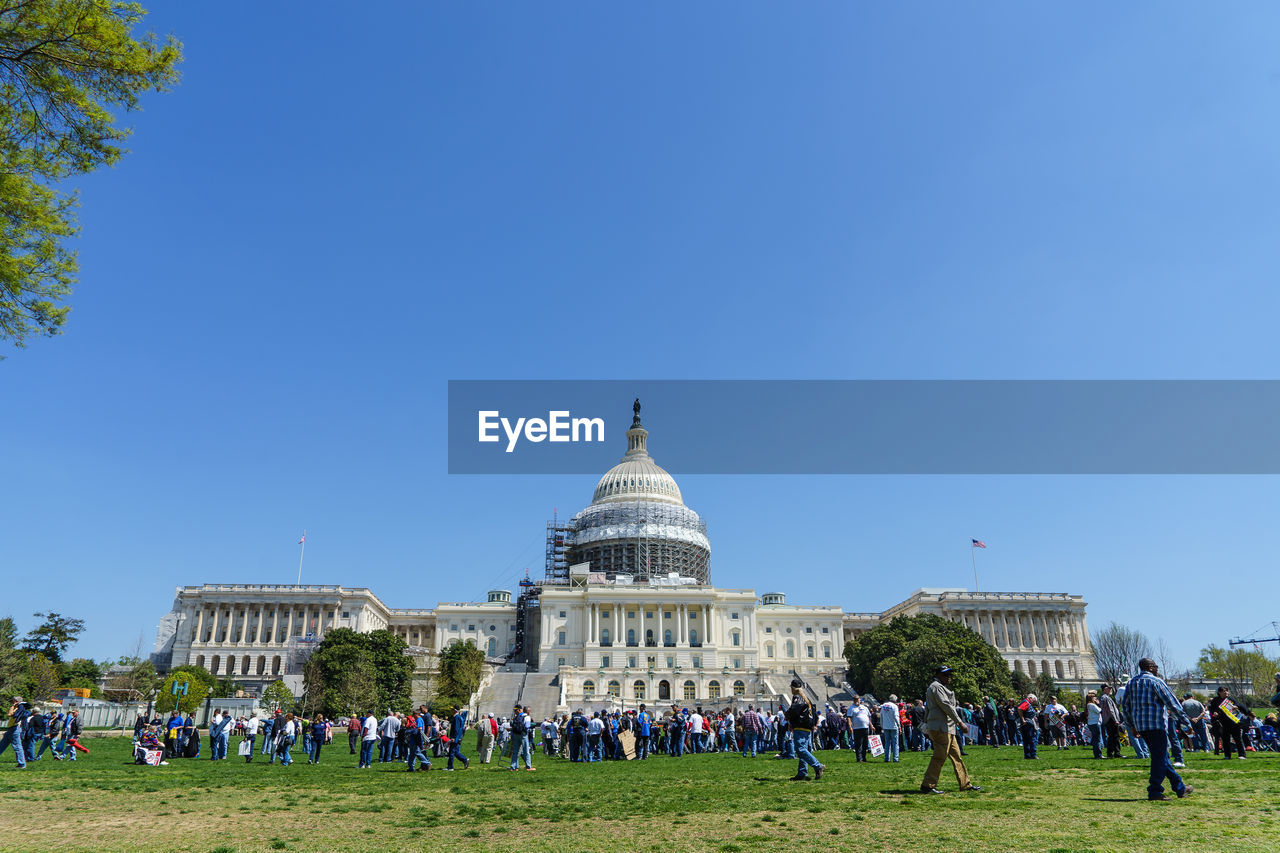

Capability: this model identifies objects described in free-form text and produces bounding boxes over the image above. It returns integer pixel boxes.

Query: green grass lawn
[0,738,1276,852]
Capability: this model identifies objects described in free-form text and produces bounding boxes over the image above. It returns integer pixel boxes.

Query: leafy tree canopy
[62,657,101,684]
[0,0,182,347]
[155,669,209,715]
[844,614,1013,705]
[1197,644,1279,698]
[260,679,295,713]
[0,617,27,701]
[432,640,485,714]
[304,628,414,719]
[21,611,84,663]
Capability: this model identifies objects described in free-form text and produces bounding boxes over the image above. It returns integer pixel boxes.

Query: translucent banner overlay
[447,380,1280,474]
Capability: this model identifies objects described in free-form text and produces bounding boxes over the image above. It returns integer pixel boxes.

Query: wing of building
[153,402,1098,711]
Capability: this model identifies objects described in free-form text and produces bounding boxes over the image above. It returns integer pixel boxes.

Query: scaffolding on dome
[546,501,710,585]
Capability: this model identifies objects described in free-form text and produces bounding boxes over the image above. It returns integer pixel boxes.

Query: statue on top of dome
[632,397,642,428]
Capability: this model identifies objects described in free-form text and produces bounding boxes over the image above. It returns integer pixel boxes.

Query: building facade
[152,403,1098,703]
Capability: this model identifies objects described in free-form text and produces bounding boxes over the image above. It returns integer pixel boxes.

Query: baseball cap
[936,665,953,675]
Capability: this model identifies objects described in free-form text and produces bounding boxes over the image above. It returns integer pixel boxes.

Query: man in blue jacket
[0,698,30,768]
[636,704,652,760]
[447,706,470,770]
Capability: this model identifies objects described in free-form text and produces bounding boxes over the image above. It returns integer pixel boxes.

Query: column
[195,608,206,643]
[209,606,221,646]
[251,609,261,645]
[286,607,295,643]
[1013,611,1024,649]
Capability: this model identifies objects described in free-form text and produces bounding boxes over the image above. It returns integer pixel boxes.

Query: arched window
[608,680,620,698]
[822,644,831,659]
[1014,659,1023,673]
[1028,660,1037,676]
[708,681,721,700]
[664,629,673,646]
[806,644,815,659]
[658,680,671,700]
[1042,660,1051,677]
[689,628,699,646]
[487,637,497,657]
[242,654,250,673]
[210,655,220,675]
[583,680,596,697]
[731,631,740,647]
[256,655,265,675]
[272,655,281,676]
[1069,660,1078,678]
[627,628,636,645]
[601,628,611,645]
[683,680,696,702]
[733,680,746,697]
[633,680,646,700]
[765,644,775,658]
[646,629,655,646]
[1054,660,1064,679]
[785,640,795,658]
[195,655,205,669]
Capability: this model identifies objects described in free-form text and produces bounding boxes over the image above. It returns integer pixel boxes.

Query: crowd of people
[7,668,1279,801]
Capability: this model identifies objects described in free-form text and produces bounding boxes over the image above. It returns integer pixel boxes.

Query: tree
[305,628,380,719]
[21,612,84,663]
[102,658,160,702]
[432,640,486,713]
[0,1,182,348]
[260,680,295,713]
[1197,645,1278,697]
[1010,669,1033,698]
[62,657,101,684]
[367,630,413,713]
[843,614,1013,705]
[1091,622,1153,686]
[0,617,27,701]
[155,669,210,715]
[24,652,60,701]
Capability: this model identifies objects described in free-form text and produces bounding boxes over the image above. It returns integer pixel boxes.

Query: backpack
[511,713,526,735]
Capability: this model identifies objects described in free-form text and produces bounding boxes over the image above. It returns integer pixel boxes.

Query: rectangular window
[806,646,815,658]
[626,611,636,619]
[647,656,656,668]
[558,631,566,645]
[823,647,832,658]
[342,611,350,619]
[602,611,611,619]
[732,634,740,647]
[666,656,675,668]
[821,627,829,634]
[558,657,566,667]
[765,626,773,633]
[766,647,774,658]
[628,656,637,668]
[733,658,742,668]
[690,612,697,619]
[692,656,701,668]
[559,611,566,618]
[664,612,671,620]
[602,655,610,668]
[805,627,813,633]
[451,624,458,631]
[731,612,739,620]
[468,625,476,631]
[645,612,654,619]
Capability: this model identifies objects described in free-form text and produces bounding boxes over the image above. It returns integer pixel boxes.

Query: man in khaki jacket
[921,666,982,794]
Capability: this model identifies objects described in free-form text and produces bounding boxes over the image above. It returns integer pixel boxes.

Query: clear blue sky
[4,3,1280,670]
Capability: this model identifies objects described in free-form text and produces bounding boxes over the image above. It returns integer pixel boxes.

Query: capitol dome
[565,400,711,583]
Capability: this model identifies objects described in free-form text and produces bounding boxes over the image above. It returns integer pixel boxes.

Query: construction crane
[1229,621,1280,647]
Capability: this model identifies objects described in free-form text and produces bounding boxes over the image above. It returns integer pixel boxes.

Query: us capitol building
[153,402,1098,710]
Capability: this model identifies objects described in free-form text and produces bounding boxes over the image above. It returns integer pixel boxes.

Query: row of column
[582,603,722,646]
[953,607,1085,652]
[190,603,333,646]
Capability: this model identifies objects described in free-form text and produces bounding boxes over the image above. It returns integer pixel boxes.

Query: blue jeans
[1128,726,1149,758]
[742,730,757,757]
[586,734,600,761]
[261,732,274,754]
[637,733,650,759]
[309,739,322,763]
[35,735,55,759]
[407,744,431,771]
[447,739,468,769]
[792,730,821,778]
[882,728,900,761]
[1140,728,1185,798]
[1021,723,1038,759]
[0,727,26,767]
[359,739,375,767]
[511,734,533,769]
[1165,718,1184,764]
[671,731,685,756]
[379,735,393,762]
[59,734,75,761]
[278,736,295,766]
[1089,723,1103,758]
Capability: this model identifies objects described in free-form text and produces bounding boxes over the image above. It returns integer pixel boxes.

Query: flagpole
[297,531,306,585]
[971,544,980,592]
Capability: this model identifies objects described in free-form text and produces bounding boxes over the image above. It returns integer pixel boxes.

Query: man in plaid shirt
[1121,658,1194,801]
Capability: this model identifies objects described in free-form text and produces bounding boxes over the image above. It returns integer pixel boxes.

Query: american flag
[298,533,306,545]
[971,539,986,548]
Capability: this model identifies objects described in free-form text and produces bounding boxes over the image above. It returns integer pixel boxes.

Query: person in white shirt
[242,712,260,764]
[358,712,378,769]
[688,711,705,753]
[847,697,872,762]
[879,695,901,763]
[586,713,605,762]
